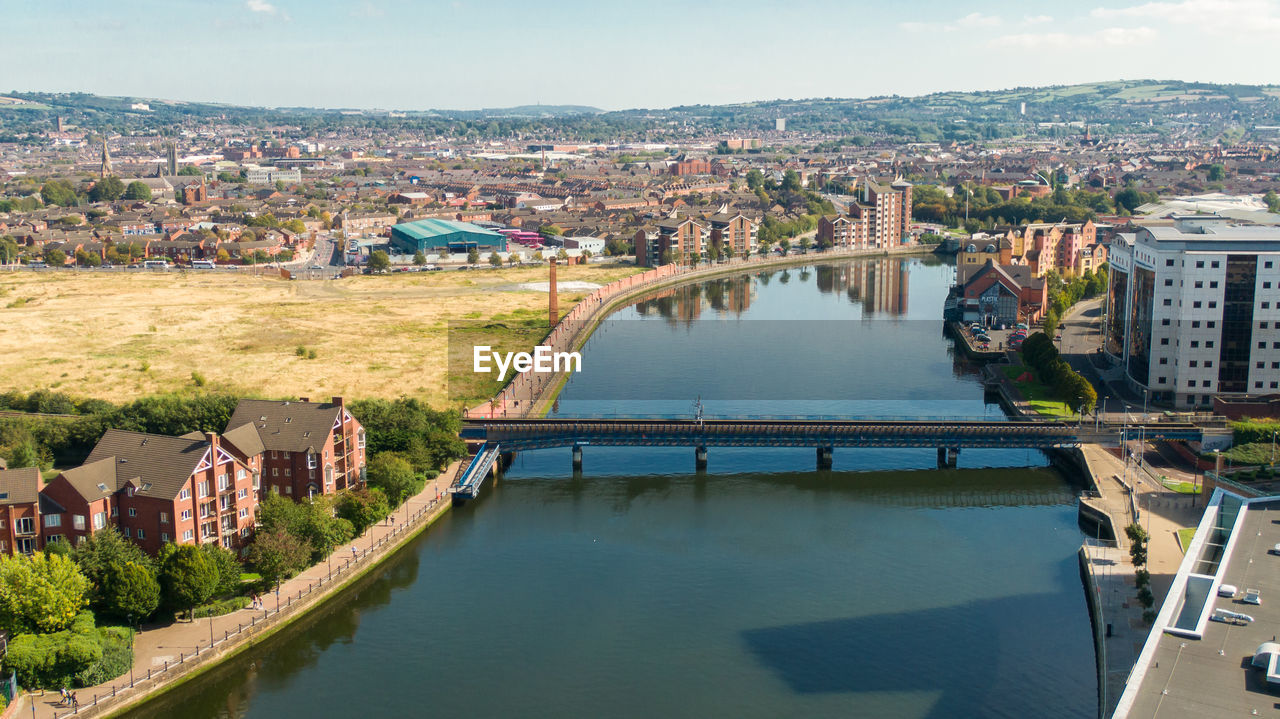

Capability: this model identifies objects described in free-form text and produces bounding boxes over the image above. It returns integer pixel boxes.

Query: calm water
[125,257,1096,719]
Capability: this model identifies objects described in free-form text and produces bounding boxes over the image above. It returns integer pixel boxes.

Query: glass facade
[1106,266,1129,357]
[1127,266,1155,387]
[1218,255,1257,393]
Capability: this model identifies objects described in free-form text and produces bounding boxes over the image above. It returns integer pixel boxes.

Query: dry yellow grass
[0,264,643,408]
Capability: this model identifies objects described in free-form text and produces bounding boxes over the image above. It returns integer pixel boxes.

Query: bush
[1,613,133,690]
[190,596,249,619]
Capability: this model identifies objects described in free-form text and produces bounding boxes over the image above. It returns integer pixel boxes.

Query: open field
[1001,364,1074,418]
[0,264,643,408]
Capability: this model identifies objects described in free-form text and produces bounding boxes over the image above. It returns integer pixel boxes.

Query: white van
[191,260,216,269]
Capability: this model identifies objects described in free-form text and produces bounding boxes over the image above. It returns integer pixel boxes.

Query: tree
[247,531,310,589]
[40,180,80,207]
[72,528,151,614]
[88,177,125,203]
[201,544,242,598]
[178,166,202,176]
[706,241,721,264]
[1125,523,1149,567]
[158,545,218,619]
[799,237,812,253]
[1265,189,1280,214]
[255,493,352,562]
[102,561,160,624]
[412,251,426,266]
[74,249,101,267]
[488,252,502,267]
[467,248,480,264]
[1207,164,1226,182]
[282,219,306,234]
[556,248,569,261]
[778,238,791,255]
[365,453,419,507]
[44,248,67,267]
[0,553,89,634]
[336,487,391,535]
[368,250,390,272]
[123,181,152,201]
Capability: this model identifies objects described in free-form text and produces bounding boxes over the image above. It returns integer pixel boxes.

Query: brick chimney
[332,396,344,408]
[548,258,558,327]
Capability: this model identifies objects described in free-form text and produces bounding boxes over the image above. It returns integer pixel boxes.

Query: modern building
[389,218,507,255]
[706,212,758,257]
[224,397,366,500]
[245,166,301,185]
[1105,216,1280,409]
[635,217,708,267]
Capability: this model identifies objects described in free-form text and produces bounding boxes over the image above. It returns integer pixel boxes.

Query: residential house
[0,468,44,555]
[224,397,366,501]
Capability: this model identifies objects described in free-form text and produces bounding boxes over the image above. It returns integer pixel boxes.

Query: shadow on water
[741,592,1093,719]
[122,527,428,719]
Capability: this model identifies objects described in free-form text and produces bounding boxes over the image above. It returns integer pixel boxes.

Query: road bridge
[450,416,1206,500]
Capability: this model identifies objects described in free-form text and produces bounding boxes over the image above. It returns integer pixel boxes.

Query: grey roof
[56,456,120,501]
[84,429,210,500]
[221,421,266,459]
[0,467,41,505]
[224,399,341,454]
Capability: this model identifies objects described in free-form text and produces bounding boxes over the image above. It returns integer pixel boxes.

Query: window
[1273,362,1280,369]
[283,451,290,459]
[1212,261,1220,268]
[285,486,293,495]
[270,450,277,459]
[1209,301,1217,309]
[111,506,118,517]
[92,512,106,530]
[128,508,136,517]
[1166,259,1175,267]
[1161,338,1170,345]
[1162,318,1171,326]
[122,528,130,538]
[1202,380,1211,387]
[1205,361,1213,368]
[307,454,317,469]
[1267,261,1274,269]
[183,530,193,541]
[43,514,61,528]
[14,517,34,535]
[1259,362,1266,369]
[217,474,229,491]
[1164,278,1173,287]
[220,495,232,510]
[1256,382,1264,388]
[1206,341,1214,348]
[1210,281,1219,288]
[1193,301,1202,309]
[238,508,248,518]
[1191,341,1199,348]
[161,533,169,543]
[1273,382,1279,389]
[1191,321,1200,328]
[1194,281,1203,289]
[1261,342,1268,349]
[272,468,278,477]
[1208,321,1216,328]
[1188,380,1196,387]
[1158,377,1167,384]
[16,538,34,555]
[73,515,86,530]
[198,481,209,498]
[1196,260,1205,268]
[237,488,247,499]
[237,468,246,480]
[180,509,191,521]
[1262,322,1270,330]
[1189,360,1198,368]
[136,529,145,539]
[47,534,64,544]
[1163,298,1172,306]
[178,488,190,500]
[1160,357,1168,365]
[1264,302,1272,310]
[284,468,291,477]
[159,512,169,524]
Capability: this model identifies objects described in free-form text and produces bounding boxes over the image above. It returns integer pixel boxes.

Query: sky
[4,0,1280,111]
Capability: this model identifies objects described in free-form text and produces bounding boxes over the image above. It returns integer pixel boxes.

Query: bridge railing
[470,413,1029,423]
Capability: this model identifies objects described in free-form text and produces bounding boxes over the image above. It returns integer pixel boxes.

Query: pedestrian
[351,546,357,559]
[60,687,69,705]
[72,693,79,708]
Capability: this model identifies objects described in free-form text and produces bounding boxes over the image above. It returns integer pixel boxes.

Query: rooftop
[390,218,504,241]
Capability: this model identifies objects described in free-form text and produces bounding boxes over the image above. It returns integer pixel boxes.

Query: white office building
[1106,216,1280,409]
[244,166,302,185]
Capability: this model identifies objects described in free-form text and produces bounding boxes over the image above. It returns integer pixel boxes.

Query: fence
[51,495,448,718]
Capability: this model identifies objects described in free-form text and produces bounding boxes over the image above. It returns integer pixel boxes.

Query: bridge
[450,416,1208,500]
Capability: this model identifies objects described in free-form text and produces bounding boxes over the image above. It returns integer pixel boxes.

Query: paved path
[35,462,461,719]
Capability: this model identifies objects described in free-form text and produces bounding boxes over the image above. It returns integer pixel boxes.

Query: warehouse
[389,219,507,254]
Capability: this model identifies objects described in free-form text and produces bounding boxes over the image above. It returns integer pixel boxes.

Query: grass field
[0,264,643,408]
[1002,364,1074,418]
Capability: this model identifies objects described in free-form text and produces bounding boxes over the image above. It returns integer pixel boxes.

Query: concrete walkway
[35,462,461,719]
[1078,443,1204,717]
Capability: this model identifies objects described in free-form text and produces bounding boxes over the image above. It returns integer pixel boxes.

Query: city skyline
[6,0,1280,111]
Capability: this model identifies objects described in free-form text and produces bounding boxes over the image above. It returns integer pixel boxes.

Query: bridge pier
[816,446,833,470]
[572,445,583,472]
[937,447,960,468]
[937,447,947,468]
[695,446,708,471]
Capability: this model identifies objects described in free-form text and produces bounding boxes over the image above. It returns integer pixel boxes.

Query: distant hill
[2,81,1277,144]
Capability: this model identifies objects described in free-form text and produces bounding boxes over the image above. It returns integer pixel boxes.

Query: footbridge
[450,416,1207,500]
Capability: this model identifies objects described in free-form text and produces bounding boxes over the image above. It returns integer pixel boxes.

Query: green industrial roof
[392,218,504,241]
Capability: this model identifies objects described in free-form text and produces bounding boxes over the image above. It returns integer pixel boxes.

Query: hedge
[1,612,134,690]
[190,595,250,619]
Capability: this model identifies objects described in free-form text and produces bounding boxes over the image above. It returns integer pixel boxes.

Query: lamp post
[1271,431,1276,467]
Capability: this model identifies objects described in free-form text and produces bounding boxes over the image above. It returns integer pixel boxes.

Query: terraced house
[224,397,367,501]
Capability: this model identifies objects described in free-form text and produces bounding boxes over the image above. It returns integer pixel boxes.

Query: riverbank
[467,245,934,419]
[31,462,461,719]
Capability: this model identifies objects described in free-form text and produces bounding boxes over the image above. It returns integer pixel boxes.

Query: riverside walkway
[24,462,462,719]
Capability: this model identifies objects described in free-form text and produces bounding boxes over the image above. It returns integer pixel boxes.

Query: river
[124,255,1097,719]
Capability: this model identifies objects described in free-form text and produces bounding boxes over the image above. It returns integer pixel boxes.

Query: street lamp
[1271,431,1276,467]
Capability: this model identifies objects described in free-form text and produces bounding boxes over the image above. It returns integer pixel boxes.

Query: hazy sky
[5,0,1279,110]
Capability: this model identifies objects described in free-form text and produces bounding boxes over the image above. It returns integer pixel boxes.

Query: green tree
[123,181,152,201]
[556,248,569,261]
[44,248,67,267]
[247,530,310,589]
[488,252,502,267]
[365,453,419,507]
[367,250,390,272]
[40,179,80,207]
[467,248,480,264]
[158,545,218,620]
[412,251,426,266]
[0,553,89,634]
[72,528,151,614]
[1265,189,1280,214]
[178,166,202,176]
[201,544,242,598]
[282,219,306,234]
[74,249,101,268]
[88,177,125,203]
[101,561,160,624]
[336,487,391,535]
[1207,164,1226,182]
[778,238,791,255]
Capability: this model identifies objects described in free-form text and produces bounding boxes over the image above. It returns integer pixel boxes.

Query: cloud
[989,26,1157,48]
[245,0,290,19]
[900,12,1002,33]
[1091,0,1280,32]
[1023,14,1054,24]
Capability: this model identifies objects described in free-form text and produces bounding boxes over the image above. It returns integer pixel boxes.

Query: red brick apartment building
[224,397,366,501]
[0,399,365,558]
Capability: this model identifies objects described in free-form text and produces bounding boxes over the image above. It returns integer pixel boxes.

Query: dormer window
[97,483,108,493]
[141,482,152,492]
